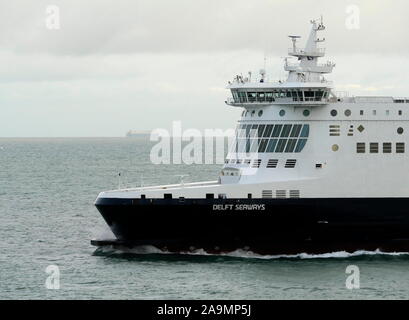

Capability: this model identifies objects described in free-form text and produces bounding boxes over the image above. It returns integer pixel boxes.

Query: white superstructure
[99,18,409,201]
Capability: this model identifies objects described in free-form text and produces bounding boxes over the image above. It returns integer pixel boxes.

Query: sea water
[1,137,409,299]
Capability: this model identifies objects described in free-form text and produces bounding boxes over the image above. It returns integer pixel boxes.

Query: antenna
[288,35,301,52]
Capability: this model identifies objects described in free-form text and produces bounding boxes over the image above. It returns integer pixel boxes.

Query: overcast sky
[1,0,409,137]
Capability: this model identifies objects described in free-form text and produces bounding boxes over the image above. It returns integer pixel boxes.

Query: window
[258,139,269,152]
[397,127,404,134]
[332,144,339,151]
[370,143,379,153]
[330,109,337,117]
[247,92,256,102]
[280,124,292,137]
[290,124,302,137]
[399,110,403,116]
[285,139,297,152]
[266,139,278,152]
[300,124,309,137]
[257,92,265,102]
[383,143,392,153]
[344,109,351,116]
[396,143,405,153]
[263,125,273,137]
[271,125,283,137]
[258,110,263,117]
[357,143,365,153]
[266,92,274,102]
[279,109,286,117]
[294,139,307,152]
[303,109,310,117]
[234,123,309,154]
[373,110,376,115]
[386,110,390,116]
[275,139,287,152]
[360,110,364,115]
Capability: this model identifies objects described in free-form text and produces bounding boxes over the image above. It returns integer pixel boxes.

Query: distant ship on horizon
[126,130,150,137]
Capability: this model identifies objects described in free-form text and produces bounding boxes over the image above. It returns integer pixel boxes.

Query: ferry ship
[92,19,409,254]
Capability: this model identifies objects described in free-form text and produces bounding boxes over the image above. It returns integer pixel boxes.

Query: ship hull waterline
[92,197,409,255]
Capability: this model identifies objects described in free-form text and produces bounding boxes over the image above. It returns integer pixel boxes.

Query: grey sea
[1,137,409,300]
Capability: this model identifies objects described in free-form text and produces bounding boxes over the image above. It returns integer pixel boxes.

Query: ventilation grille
[276,190,287,198]
[262,190,273,198]
[329,125,340,136]
[285,159,297,168]
[289,190,300,198]
[267,159,278,168]
[252,159,262,168]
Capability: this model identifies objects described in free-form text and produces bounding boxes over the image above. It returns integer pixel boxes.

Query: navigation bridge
[226,17,336,107]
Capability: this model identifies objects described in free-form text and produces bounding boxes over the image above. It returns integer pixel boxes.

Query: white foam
[95,245,409,259]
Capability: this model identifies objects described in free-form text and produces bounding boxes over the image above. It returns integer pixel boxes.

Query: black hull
[94,197,409,254]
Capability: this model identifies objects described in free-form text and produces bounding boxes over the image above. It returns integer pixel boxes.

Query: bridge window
[257,92,265,102]
[247,92,256,102]
[233,124,309,154]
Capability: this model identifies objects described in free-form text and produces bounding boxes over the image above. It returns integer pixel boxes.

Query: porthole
[397,127,404,134]
[344,109,351,116]
[330,109,337,117]
[258,110,263,117]
[251,110,255,117]
[332,144,339,152]
[303,109,310,117]
[279,109,286,117]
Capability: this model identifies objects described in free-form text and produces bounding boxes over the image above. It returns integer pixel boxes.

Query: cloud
[0,0,409,137]
[1,0,409,55]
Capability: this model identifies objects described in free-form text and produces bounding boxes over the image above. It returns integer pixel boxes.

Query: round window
[332,144,339,152]
[303,109,310,117]
[330,109,337,117]
[258,110,263,117]
[279,109,286,117]
[397,127,404,134]
[251,110,255,117]
[344,109,351,116]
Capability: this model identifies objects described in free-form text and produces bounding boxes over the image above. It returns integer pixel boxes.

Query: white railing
[288,47,326,56]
